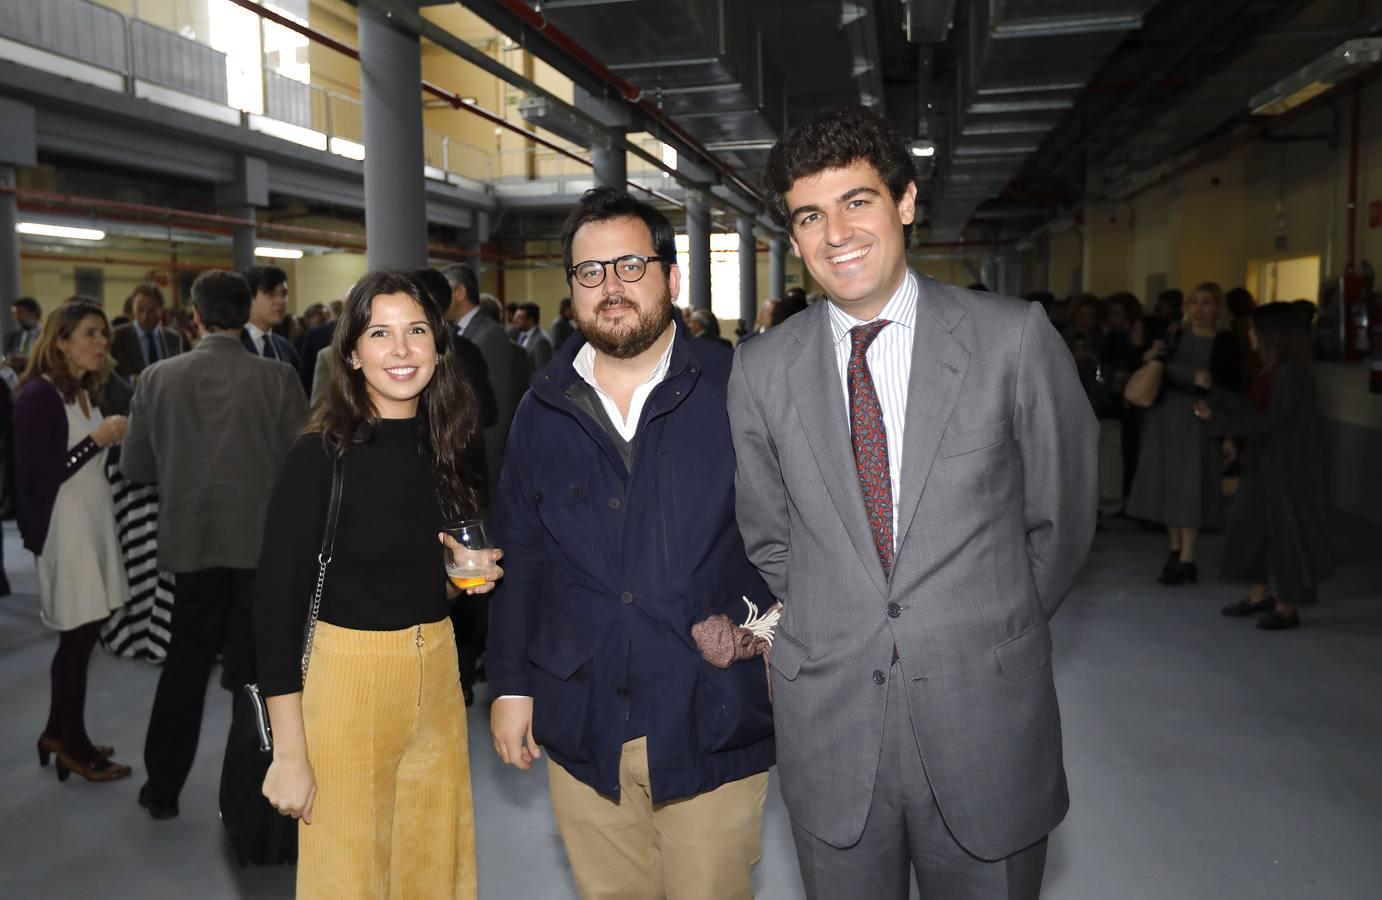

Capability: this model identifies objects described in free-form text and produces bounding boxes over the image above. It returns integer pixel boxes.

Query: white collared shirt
[825,270,919,545]
[455,306,479,334]
[244,322,275,358]
[572,327,676,442]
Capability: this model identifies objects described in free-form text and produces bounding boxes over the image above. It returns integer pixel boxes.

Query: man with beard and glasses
[488,187,775,900]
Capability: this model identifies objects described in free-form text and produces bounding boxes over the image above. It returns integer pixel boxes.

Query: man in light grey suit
[123,270,307,819]
[728,106,1097,898]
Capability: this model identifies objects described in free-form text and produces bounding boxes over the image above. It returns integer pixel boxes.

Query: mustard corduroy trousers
[298,619,477,899]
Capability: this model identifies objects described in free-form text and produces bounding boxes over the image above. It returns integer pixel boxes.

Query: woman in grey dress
[1194,303,1332,630]
[1126,283,1242,584]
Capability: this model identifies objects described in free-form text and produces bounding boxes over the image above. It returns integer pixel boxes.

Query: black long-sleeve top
[254,418,450,696]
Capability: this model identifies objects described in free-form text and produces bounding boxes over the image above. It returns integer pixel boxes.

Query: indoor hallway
[0,514,1379,900]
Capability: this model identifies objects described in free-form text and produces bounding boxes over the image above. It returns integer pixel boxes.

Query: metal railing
[0,0,617,193]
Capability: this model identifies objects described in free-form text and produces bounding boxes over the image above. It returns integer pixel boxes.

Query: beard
[574,287,675,360]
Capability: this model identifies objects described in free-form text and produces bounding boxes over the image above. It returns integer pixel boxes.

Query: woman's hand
[1193,368,1213,390]
[438,532,505,596]
[1193,401,1212,421]
[1143,340,1167,364]
[91,415,127,447]
[262,753,317,824]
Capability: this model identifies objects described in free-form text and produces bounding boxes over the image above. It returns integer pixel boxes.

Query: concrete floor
[1,514,1379,900]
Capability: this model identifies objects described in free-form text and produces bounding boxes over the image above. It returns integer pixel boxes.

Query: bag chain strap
[299,450,345,682]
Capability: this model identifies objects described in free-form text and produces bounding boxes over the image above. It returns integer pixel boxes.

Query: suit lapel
[787,301,891,597]
[893,278,970,557]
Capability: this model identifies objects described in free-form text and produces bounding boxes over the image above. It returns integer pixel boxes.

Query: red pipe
[20,252,221,270]
[1346,80,1361,272]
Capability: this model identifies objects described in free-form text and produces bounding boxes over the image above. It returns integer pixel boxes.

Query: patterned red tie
[848,320,893,577]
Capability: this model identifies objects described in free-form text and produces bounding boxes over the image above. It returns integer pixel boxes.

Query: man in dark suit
[688,309,733,349]
[110,282,188,379]
[4,297,42,369]
[123,270,308,820]
[512,302,554,371]
[296,318,336,395]
[728,106,1097,899]
[239,265,300,367]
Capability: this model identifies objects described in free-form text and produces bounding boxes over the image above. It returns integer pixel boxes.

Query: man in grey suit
[443,263,521,500]
[513,301,554,371]
[728,105,1097,898]
[123,270,307,819]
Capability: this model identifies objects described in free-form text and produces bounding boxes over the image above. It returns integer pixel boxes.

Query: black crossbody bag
[243,449,346,752]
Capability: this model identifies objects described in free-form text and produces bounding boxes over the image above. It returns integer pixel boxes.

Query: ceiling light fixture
[1250,37,1382,116]
[255,246,304,260]
[910,140,937,158]
[17,222,105,241]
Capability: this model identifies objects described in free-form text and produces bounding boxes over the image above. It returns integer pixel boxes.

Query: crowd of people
[0,102,1336,900]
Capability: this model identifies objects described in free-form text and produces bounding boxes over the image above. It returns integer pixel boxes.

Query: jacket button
[534,491,544,503]
[621,592,634,605]
[615,686,629,698]
[608,497,622,510]
[887,602,901,618]
[571,486,584,499]
[872,670,886,685]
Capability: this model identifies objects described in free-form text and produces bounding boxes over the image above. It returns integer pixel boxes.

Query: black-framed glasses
[567,254,671,288]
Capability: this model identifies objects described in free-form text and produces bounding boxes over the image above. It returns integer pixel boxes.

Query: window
[1247,255,1321,304]
[674,233,744,322]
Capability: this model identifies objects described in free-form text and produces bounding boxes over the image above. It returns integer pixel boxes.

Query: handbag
[218,450,344,866]
[1123,358,1165,409]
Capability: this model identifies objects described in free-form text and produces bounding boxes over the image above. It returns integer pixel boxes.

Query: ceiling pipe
[481,0,768,210]
[222,0,680,209]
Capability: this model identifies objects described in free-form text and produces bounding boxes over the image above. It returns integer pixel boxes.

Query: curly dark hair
[763,105,917,229]
[560,187,677,281]
[308,270,479,521]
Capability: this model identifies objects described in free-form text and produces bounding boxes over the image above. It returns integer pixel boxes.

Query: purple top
[13,378,102,555]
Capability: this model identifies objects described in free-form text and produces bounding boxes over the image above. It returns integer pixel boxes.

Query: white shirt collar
[826,269,919,346]
[456,306,479,332]
[244,322,268,344]
[572,326,677,441]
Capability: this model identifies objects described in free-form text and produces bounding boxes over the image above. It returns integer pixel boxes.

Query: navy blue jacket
[489,320,775,803]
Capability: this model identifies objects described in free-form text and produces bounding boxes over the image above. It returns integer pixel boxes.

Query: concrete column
[229,205,257,273]
[685,193,711,311]
[769,235,787,300]
[359,4,428,271]
[0,165,19,346]
[0,98,36,347]
[592,136,626,190]
[736,216,757,329]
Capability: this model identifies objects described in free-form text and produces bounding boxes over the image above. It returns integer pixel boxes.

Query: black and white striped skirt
[100,459,175,662]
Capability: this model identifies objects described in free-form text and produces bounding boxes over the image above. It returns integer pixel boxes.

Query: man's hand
[1193,368,1213,390]
[490,697,541,770]
[1193,400,1212,421]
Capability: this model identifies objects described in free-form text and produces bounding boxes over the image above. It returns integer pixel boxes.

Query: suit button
[615,687,629,698]
[872,670,886,685]
[621,592,634,605]
[571,486,584,499]
[534,491,544,503]
[887,602,901,618]
[608,497,622,510]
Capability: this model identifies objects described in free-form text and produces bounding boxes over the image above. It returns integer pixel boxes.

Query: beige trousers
[548,736,769,900]
[298,619,477,899]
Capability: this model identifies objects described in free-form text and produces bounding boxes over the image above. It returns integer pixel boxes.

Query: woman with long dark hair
[255,271,498,898]
[14,297,132,782]
[1194,302,1332,630]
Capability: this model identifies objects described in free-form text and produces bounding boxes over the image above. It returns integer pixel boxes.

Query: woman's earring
[435,354,441,364]
[349,356,362,370]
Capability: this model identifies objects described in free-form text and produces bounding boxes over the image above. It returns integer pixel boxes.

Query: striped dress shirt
[825,269,918,547]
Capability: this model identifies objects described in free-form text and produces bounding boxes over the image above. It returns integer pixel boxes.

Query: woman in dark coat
[1126,282,1242,584]
[1193,302,1332,630]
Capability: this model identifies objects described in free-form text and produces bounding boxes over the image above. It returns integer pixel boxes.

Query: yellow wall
[285,253,369,308]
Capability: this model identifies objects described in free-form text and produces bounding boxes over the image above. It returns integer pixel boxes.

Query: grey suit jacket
[519,327,554,372]
[728,274,1097,859]
[462,313,521,497]
[121,333,308,572]
[111,323,187,379]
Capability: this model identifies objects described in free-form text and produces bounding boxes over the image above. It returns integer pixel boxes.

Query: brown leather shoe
[37,734,115,767]
[55,750,132,783]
